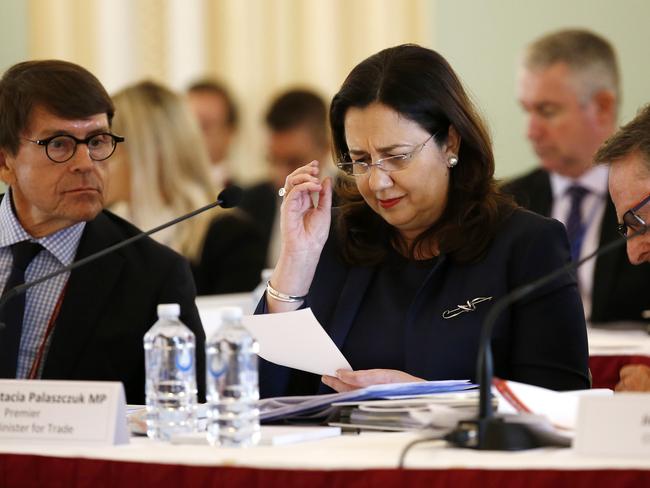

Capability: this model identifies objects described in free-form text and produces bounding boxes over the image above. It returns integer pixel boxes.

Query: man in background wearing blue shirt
[503,28,650,325]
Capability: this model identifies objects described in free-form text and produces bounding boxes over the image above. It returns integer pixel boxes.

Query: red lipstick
[378,197,402,209]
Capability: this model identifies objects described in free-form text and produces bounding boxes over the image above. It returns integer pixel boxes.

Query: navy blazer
[36,209,206,405]
[258,208,590,398]
[502,168,650,323]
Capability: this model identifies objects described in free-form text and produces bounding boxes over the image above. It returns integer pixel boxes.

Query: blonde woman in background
[106,80,265,294]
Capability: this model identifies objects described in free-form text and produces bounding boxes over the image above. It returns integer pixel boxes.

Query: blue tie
[0,241,43,377]
[565,185,589,262]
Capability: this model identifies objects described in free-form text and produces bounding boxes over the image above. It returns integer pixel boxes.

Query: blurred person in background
[240,88,331,268]
[186,79,239,188]
[107,80,264,295]
[257,44,589,397]
[502,28,650,324]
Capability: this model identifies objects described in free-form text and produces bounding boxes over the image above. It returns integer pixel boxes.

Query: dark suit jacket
[192,210,266,295]
[502,168,650,323]
[239,181,277,264]
[258,208,590,398]
[38,210,206,405]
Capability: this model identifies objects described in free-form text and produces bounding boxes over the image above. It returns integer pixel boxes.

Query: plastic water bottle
[206,306,260,447]
[144,303,197,441]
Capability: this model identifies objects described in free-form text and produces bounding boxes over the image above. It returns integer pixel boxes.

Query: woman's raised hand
[266,160,332,313]
[279,160,332,256]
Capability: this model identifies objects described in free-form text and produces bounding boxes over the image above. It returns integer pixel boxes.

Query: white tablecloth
[2,432,649,471]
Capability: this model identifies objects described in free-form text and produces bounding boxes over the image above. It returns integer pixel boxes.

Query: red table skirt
[589,355,650,389]
[1,453,648,488]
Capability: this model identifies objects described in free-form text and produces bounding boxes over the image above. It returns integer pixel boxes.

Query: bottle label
[175,348,194,372]
[208,356,227,378]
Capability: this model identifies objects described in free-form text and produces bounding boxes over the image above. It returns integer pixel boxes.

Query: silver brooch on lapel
[442,297,493,319]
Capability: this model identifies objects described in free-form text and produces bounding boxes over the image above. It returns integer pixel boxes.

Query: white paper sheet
[495,380,612,430]
[241,308,352,376]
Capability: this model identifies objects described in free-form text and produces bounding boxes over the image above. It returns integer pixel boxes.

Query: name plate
[0,380,128,445]
[575,393,650,457]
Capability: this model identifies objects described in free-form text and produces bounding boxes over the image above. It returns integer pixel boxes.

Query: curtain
[28,0,435,182]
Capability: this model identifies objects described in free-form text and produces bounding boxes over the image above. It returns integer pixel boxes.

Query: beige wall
[0,1,27,70]
[435,0,650,180]
[19,0,435,184]
[0,0,28,193]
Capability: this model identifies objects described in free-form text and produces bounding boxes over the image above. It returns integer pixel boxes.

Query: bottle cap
[218,306,243,322]
[157,303,181,318]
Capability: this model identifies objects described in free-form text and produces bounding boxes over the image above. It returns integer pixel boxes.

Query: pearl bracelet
[266,280,307,303]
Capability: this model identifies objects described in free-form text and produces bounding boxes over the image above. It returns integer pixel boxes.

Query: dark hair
[330,44,515,265]
[0,59,114,155]
[595,103,650,170]
[266,88,328,147]
[187,78,239,129]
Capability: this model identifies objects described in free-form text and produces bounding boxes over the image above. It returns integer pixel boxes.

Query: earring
[447,155,458,168]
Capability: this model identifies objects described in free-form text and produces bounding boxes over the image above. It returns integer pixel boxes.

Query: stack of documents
[127,381,476,435]
[328,390,487,433]
[259,380,476,423]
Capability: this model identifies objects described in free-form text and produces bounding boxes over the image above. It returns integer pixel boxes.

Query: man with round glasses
[0,60,205,404]
[595,103,650,392]
[22,132,124,164]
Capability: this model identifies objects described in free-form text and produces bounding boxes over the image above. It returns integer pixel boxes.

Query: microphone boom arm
[0,196,228,314]
[455,228,639,450]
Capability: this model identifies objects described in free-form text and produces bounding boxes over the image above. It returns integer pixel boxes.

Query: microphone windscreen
[217,185,243,209]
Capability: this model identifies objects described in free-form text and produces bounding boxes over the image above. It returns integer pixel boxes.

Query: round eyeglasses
[22,133,125,163]
[336,134,435,177]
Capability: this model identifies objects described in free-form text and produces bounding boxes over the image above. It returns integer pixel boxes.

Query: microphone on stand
[0,185,243,330]
[445,225,645,451]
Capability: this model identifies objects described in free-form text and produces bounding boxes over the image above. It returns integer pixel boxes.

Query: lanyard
[27,282,68,379]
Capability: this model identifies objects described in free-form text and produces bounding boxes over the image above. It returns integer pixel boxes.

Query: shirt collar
[0,191,86,266]
[550,164,610,200]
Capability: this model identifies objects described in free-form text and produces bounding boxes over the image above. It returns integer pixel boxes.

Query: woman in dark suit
[259,44,589,397]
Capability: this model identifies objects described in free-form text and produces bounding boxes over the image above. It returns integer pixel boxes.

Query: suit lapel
[407,255,448,324]
[326,254,448,354]
[326,266,374,350]
[42,213,125,378]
